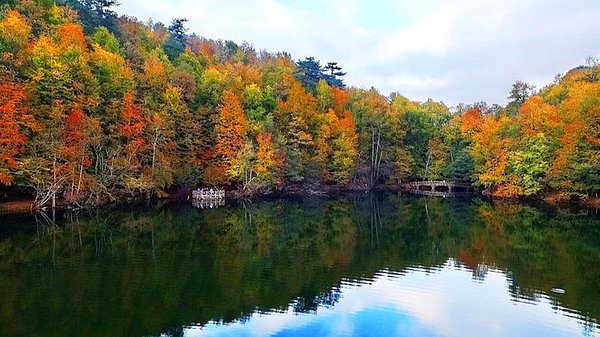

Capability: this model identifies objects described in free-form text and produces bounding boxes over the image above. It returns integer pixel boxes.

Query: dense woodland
[0,0,599,207]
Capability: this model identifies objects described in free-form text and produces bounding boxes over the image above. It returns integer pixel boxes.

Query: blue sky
[117,0,600,106]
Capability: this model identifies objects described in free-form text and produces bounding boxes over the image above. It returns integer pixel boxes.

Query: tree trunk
[370,127,375,187]
[424,149,431,180]
[77,160,83,194]
[152,131,159,181]
[71,165,76,196]
[52,153,57,209]
[375,127,382,184]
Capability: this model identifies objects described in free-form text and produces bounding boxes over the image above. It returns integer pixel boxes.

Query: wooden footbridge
[192,188,225,200]
[192,188,225,208]
[404,180,475,198]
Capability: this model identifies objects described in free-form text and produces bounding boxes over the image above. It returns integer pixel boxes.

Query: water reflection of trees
[0,195,599,337]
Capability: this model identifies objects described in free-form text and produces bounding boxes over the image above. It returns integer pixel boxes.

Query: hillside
[0,0,599,208]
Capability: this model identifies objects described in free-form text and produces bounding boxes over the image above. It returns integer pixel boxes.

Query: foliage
[0,72,35,185]
[294,57,346,92]
[91,26,122,54]
[0,0,599,205]
[206,90,247,185]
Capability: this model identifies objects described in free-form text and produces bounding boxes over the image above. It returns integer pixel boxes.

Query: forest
[0,0,599,208]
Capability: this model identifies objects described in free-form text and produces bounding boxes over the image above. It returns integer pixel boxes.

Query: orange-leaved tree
[330,109,358,184]
[205,89,247,185]
[550,82,600,195]
[61,109,93,199]
[274,78,318,182]
[0,77,35,185]
[0,10,32,66]
[469,114,514,196]
[255,132,284,188]
[57,23,87,51]
[119,92,146,172]
[517,96,561,137]
[460,106,484,137]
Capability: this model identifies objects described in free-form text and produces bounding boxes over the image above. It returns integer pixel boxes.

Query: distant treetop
[294,57,346,92]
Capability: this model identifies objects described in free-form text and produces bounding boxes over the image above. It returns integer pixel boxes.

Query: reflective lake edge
[0,193,599,337]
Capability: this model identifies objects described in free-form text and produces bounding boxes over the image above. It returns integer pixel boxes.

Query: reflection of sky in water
[183,259,597,337]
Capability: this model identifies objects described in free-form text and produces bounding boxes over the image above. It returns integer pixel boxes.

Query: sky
[116,0,600,106]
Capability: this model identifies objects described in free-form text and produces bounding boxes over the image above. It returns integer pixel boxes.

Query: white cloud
[116,0,600,106]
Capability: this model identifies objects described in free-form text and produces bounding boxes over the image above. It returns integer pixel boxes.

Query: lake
[0,194,599,337]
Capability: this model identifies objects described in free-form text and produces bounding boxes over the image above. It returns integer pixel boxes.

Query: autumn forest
[1,0,599,208]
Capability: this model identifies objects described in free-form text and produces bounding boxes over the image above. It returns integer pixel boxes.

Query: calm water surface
[0,194,599,337]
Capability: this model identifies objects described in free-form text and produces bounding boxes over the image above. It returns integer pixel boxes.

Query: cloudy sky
[117,0,600,106]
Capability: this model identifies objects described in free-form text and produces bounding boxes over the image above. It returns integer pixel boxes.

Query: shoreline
[2,186,599,215]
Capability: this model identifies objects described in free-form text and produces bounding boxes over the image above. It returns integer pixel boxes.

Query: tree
[314,110,335,181]
[274,78,318,182]
[90,44,135,105]
[62,109,93,199]
[424,134,449,180]
[584,56,599,82]
[231,132,283,192]
[508,80,536,105]
[0,75,35,185]
[138,53,169,108]
[28,36,74,107]
[401,109,434,178]
[459,106,484,136]
[21,103,82,208]
[507,133,553,196]
[506,80,535,116]
[231,141,256,191]
[294,57,323,92]
[0,10,32,59]
[311,86,358,184]
[550,82,600,196]
[164,18,188,60]
[91,26,123,54]
[205,90,247,185]
[469,114,513,195]
[172,49,201,104]
[197,66,226,108]
[242,83,276,137]
[118,91,146,188]
[5,0,600,203]
[255,132,283,188]
[517,96,560,136]
[86,0,120,18]
[350,88,401,186]
[147,109,175,191]
[444,113,474,181]
[62,0,120,33]
[316,79,333,112]
[57,22,87,50]
[163,85,201,186]
[330,110,358,184]
[323,62,346,88]
[294,57,346,92]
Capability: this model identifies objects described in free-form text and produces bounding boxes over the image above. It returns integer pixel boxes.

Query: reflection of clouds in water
[185,259,594,337]
[185,309,332,337]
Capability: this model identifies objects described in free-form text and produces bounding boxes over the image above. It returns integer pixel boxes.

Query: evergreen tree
[60,0,120,34]
[164,18,188,61]
[323,62,346,88]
